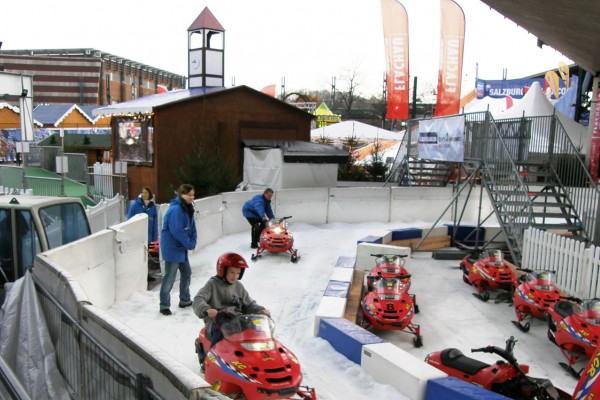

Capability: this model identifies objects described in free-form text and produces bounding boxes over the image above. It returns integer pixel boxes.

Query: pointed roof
[188,7,224,32]
[315,102,334,116]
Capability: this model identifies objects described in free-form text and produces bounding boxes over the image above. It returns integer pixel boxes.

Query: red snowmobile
[512,269,563,332]
[194,312,316,400]
[547,297,600,378]
[360,274,423,347]
[251,216,298,263]
[367,253,418,313]
[460,249,516,302]
[573,346,600,399]
[425,336,571,399]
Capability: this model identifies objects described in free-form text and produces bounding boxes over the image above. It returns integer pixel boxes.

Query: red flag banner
[380,0,409,120]
[434,0,465,117]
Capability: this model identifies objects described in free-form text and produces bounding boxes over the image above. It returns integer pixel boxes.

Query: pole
[411,76,418,119]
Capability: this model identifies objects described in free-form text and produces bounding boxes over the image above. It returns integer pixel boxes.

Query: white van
[0,195,91,301]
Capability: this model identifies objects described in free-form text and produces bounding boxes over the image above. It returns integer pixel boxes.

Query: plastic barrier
[391,228,423,241]
[361,342,447,400]
[425,377,510,399]
[318,318,384,364]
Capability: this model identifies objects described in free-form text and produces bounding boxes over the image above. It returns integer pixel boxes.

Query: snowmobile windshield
[220,314,275,342]
[484,250,504,267]
[531,270,555,290]
[268,219,287,233]
[376,255,404,273]
[582,299,600,325]
[372,277,406,295]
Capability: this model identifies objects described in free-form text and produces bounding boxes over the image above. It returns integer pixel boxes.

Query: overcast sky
[1,0,571,99]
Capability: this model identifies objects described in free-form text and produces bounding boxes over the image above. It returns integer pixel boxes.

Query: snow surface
[109,221,580,399]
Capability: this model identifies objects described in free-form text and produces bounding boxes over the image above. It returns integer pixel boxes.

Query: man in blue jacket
[242,188,275,249]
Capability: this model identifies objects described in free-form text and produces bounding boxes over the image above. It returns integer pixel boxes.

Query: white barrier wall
[41,216,148,309]
[196,194,225,250]
[328,187,391,223]
[275,188,329,225]
[390,187,453,222]
[222,191,261,235]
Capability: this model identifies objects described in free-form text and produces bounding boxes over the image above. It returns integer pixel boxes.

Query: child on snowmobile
[192,252,270,347]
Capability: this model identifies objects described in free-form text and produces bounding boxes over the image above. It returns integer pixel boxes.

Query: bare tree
[336,69,361,114]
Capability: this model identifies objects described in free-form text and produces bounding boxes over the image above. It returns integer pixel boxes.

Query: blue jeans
[159,257,191,310]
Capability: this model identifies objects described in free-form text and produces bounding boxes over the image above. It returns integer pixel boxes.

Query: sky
[0,0,572,100]
[108,220,580,399]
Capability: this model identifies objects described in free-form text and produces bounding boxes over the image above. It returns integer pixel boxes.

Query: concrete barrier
[425,377,510,399]
[318,318,384,364]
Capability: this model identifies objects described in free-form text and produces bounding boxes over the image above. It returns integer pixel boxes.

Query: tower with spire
[187,7,225,88]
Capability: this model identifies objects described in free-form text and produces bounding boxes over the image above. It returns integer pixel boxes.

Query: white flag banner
[418,115,465,162]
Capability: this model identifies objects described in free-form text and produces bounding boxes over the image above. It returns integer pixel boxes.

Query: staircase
[399,156,454,187]
[470,113,596,265]
[411,112,598,267]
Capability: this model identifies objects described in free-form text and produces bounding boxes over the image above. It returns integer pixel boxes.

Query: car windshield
[220,314,274,342]
[582,299,600,325]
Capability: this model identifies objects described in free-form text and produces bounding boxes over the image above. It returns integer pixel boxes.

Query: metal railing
[23,175,64,196]
[493,115,598,243]
[35,281,163,400]
[0,356,31,400]
[458,112,534,263]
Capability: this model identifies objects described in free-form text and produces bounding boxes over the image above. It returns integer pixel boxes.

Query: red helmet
[216,252,249,280]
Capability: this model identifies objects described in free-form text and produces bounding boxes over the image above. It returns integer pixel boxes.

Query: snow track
[109,221,579,399]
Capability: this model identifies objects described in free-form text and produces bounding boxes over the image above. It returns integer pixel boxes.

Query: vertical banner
[434,0,465,117]
[380,0,409,120]
[418,115,465,162]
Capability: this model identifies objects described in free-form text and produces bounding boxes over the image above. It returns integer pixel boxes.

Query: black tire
[414,304,420,314]
[291,255,298,263]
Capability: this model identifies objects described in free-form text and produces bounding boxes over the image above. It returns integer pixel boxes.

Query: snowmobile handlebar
[370,253,408,258]
[558,295,582,304]
[471,337,518,365]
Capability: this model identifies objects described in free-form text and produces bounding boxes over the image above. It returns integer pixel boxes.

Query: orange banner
[380,0,409,120]
[434,0,465,117]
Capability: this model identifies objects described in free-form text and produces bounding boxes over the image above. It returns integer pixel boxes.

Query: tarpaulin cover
[243,140,348,164]
[0,272,70,399]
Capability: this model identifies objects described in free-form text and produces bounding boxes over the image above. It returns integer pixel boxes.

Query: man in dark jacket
[241,188,275,249]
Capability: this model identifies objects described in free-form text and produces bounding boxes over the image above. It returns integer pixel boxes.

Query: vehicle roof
[0,195,84,208]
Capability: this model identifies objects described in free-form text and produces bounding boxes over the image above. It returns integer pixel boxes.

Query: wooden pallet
[344,269,365,324]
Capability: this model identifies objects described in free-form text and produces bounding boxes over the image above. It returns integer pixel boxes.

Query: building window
[114,119,153,166]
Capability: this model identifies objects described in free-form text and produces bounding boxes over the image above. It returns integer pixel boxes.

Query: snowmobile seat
[440,348,489,376]
[555,301,579,319]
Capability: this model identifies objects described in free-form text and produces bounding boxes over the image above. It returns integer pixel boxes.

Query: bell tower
[187,7,225,89]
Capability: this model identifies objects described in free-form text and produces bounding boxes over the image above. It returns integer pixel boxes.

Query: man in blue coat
[242,188,275,249]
